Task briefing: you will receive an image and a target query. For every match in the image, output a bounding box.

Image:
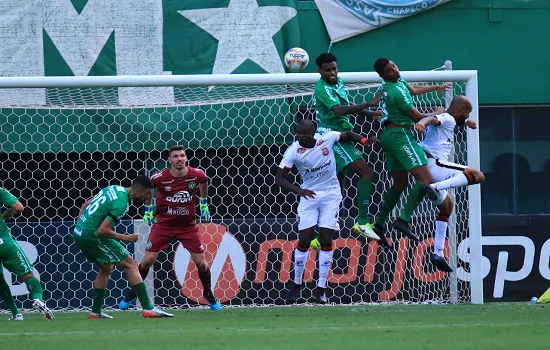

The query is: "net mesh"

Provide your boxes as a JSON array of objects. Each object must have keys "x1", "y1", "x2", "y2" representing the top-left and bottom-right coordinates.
[{"x1": 0, "y1": 76, "x2": 472, "y2": 311}]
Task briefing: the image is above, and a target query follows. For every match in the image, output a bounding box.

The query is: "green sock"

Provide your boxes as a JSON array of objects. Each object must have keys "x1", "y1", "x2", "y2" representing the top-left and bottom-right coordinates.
[
  {"x1": 399, "y1": 184, "x2": 425, "y2": 222},
  {"x1": 131, "y1": 282, "x2": 154, "y2": 310},
  {"x1": 0, "y1": 278, "x2": 20, "y2": 317},
  {"x1": 92, "y1": 288, "x2": 106, "y2": 314},
  {"x1": 357, "y1": 178, "x2": 373, "y2": 225},
  {"x1": 374, "y1": 187, "x2": 402, "y2": 227},
  {"x1": 24, "y1": 276, "x2": 43, "y2": 301}
]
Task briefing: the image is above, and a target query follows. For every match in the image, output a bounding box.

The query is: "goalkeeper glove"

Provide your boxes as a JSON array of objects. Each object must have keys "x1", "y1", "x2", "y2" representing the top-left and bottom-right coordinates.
[
  {"x1": 143, "y1": 205, "x2": 155, "y2": 226},
  {"x1": 199, "y1": 198, "x2": 211, "y2": 222}
]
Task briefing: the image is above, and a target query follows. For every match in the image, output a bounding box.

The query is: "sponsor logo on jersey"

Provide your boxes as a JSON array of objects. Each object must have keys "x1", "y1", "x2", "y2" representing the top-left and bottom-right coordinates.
[
  {"x1": 166, "y1": 190, "x2": 192, "y2": 204},
  {"x1": 165, "y1": 186, "x2": 172, "y2": 191},
  {"x1": 297, "y1": 147, "x2": 306, "y2": 154},
  {"x1": 161, "y1": 180, "x2": 174, "y2": 184},
  {"x1": 108, "y1": 187, "x2": 118, "y2": 200},
  {"x1": 322, "y1": 147, "x2": 329, "y2": 155},
  {"x1": 304, "y1": 160, "x2": 332, "y2": 174},
  {"x1": 167, "y1": 206, "x2": 190, "y2": 216},
  {"x1": 184, "y1": 177, "x2": 197, "y2": 182},
  {"x1": 188, "y1": 181, "x2": 197, "y2": 190},
  {"x1": 316, "y1": 139, "x2": 325, "y2": 146}
]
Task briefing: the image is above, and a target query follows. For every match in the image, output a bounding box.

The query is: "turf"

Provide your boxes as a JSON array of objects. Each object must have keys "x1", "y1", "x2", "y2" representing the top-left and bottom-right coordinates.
[{"x1": 0, "y1": 302, "x2": 547, "y2": 350}]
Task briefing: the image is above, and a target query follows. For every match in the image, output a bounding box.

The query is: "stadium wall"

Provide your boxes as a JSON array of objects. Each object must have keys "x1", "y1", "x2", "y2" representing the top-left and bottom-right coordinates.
[{"x1": 297, "y1": 0, "x2": 550, "y2": 105}]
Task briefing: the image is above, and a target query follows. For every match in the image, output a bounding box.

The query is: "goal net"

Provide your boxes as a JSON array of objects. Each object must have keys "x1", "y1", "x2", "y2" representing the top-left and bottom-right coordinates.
[{"x1": 0, "y1": 69, "x2": 482, "y2": 311}]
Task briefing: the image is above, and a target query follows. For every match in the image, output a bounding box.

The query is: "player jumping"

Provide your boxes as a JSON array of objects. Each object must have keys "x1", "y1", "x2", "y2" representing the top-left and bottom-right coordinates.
[
  {"x1": 73, "y1": 176, "x2": 173, "y2": 318},
  {"x1": 415, "y1": 95, "x2": 485, "y2": 272},
  {"x1": 119, "y1": 145, "x2": 221, "y2": 311},
  {"x1": 0, "y1": 187, "x2": 54, "y2": 321},
  {"x1": 277, "y1": 120, "x2": 377, "y2": 304},
  {"x1": 312, "y1": 53, "x2": 382, "y2": 241},
  {"x1": 372, "y1": 58, "x2": 450, "y2": 242}
]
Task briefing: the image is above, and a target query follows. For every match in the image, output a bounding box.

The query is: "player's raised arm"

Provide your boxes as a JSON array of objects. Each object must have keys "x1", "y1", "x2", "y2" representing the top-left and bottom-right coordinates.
[
  {"x1": 414, "y1": 115, "x2": 442, "y2": 133},
  {"x1": 407, "y1": 82, "x2": 451, "y2": 96},
  {"x1": 339, "y1": 131, "x2": 378, "y2": 145},
  {"x1": 330, "y1": 95, "x2": 381, "y2": 117}
]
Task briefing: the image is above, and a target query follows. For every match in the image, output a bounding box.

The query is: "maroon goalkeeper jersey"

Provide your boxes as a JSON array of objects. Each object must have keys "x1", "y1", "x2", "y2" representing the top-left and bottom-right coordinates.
[{"x1": 151, "y1": 167, "x2": 208, "y2": 227}]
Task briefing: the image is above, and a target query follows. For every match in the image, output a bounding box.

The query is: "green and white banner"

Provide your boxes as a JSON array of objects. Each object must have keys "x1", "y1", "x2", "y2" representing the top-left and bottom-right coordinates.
[
  {"x1": 315, "y1": 0, "x2": 453, "y2": 42},
  {"x1": 0, "y1": 0, "x2": 301, "y2": 152}
]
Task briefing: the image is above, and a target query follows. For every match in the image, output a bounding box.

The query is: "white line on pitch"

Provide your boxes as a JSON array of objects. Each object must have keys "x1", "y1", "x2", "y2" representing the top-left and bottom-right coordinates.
[{"x1": 0, "y1": 322, "x2": 549, "y2": 337}]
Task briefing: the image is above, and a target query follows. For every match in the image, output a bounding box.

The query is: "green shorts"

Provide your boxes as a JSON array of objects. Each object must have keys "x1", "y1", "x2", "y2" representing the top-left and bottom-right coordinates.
[
  {"x1": 0, "y1": 237, "x2": 34, "y2": 276},
  {"x1": 379, "y1": 127, "x2": 427, "y2": 172},
  {"x1": 317, "y1": 127, "x2": 363, "y2": 173},
  {"x1": 73, "y1": 234, "x2": 129, "y2": 264}
]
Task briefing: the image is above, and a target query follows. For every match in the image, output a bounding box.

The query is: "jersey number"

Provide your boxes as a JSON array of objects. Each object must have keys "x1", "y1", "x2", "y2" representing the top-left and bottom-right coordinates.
[{"x1": 87, "y1": 186, "x2": 125, "y2": 215}]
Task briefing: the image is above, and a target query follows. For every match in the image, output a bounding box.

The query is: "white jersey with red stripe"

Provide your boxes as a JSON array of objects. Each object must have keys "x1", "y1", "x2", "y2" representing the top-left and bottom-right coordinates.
[{"x1": 279, "y1": 131, "x2": 341, "y2": 192}]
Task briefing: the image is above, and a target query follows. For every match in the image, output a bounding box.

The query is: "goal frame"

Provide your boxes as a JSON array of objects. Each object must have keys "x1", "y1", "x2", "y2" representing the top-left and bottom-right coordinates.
[{"x1": 0, "y1": 70, "x2": 483, "y2": 305}]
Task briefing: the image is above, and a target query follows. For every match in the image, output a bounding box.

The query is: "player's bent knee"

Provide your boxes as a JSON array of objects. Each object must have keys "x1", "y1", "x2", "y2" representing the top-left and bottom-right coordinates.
[{"x1": 119, "y1": 256, "x2": 137, "y2": 270}]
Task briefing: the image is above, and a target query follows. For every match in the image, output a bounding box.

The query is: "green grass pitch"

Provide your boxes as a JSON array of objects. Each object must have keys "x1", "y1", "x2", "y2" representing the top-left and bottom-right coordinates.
[{"x1": 0, "y1": 302, "x2": 547, "y2": 350}]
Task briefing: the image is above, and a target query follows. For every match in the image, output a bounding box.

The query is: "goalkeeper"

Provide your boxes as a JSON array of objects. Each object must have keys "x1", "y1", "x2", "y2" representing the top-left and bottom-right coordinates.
[{"x1": 119, "y1": 145, "x2": 221, "y2": 311}]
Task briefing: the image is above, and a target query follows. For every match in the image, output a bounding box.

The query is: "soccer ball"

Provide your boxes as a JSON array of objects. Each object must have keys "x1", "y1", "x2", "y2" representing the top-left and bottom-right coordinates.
[{"x1": 284, "y1": 48, "x2": 309, "y2": 72}]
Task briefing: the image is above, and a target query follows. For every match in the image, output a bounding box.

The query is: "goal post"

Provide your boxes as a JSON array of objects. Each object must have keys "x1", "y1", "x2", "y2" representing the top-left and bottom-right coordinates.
[{"x1": 0, "y1": 68, "x2": 483, "y2": 310}]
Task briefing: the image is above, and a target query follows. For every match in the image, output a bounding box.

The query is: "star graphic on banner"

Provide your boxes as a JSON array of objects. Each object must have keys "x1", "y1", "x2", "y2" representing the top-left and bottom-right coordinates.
[{"x1": 178, "y1": 0, "x2": 297, "y2": 75}]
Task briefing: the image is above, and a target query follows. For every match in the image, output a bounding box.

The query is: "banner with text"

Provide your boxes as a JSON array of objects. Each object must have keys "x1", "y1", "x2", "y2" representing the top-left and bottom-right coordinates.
[{"x1": 314, "y1": 0, "x2": 453, "y2": 43}]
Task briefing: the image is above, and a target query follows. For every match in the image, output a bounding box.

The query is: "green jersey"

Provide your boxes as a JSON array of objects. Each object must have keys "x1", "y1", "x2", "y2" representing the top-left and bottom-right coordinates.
[
  {"x1": 314, "y1": 77, "x2": 354, "y2": 132},
  {"x1": 74, "y1": 186, "x2": 129, "y2": 237},
  {"x1": 380, "y1": 78, "x2": 415, "y2": 126},
  {"x1": 0, "y1": 188, "x2": 19, "y2": 240}
]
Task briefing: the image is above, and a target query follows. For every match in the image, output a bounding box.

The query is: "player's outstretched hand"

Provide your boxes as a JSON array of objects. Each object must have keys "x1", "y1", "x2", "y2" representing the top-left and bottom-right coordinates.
[
  {"x1": 436, "y1": 83, "x2": 452, "y2": 94},
  {"x1": 465, "y1": 119, "x2": 477, "y2": 129},
  {"x1": 414, "y1": 122, "x2": 427, "y2": 133},
  {"x1": 124, "y1": 234, "x2": 139, "y2": 243},
  {"x1": 366, "y1": 136, "x2": 378, "y2": 145},
  {"x1": 298, "y1": 189, "x2": 316, "y2": 199},
  {"x1": 199, "y1": 198, "x2": 211, "y2": 222}
]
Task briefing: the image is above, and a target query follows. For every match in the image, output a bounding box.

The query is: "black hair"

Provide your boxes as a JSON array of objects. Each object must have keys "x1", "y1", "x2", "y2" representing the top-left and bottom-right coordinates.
[
  {"x1": 296, "y1": 119, "x2": 317, "y2": 133},
  {"x1": 316, "y1": 53, "x2": 337, "y2": 68},
  {"x1": 132, "y1": 175, "x2": 154, "y2": 189},
  {"x1": 374, "y1": 58, "x2": 390, "y2": 75},
  {"x1": 169, "y1": 145, "x2": 185, "y2": 156}
]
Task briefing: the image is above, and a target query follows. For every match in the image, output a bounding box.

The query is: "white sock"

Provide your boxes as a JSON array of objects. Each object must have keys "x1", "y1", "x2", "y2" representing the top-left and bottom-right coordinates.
[
  {"x1": 434, "y1": 220, "x2": 448, "y2": 257},
  {"x1": 293, "y1": 248, "x2": 309, "y2": 285},
  {"x1": 317, "y1": 249, "x2": 334, "y2": 288},
  {"x1": 431, "y1": 173, "x2": 469, "y2": 191}
]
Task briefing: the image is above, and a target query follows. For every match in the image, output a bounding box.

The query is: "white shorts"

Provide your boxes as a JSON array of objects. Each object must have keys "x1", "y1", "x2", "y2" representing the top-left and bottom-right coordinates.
[
  {"x1": 428, "y1": 158, "x2": 467, "y2": 205},
  {"x1": 297, "y1": 190, "x2": 342, "y2": 231}
]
